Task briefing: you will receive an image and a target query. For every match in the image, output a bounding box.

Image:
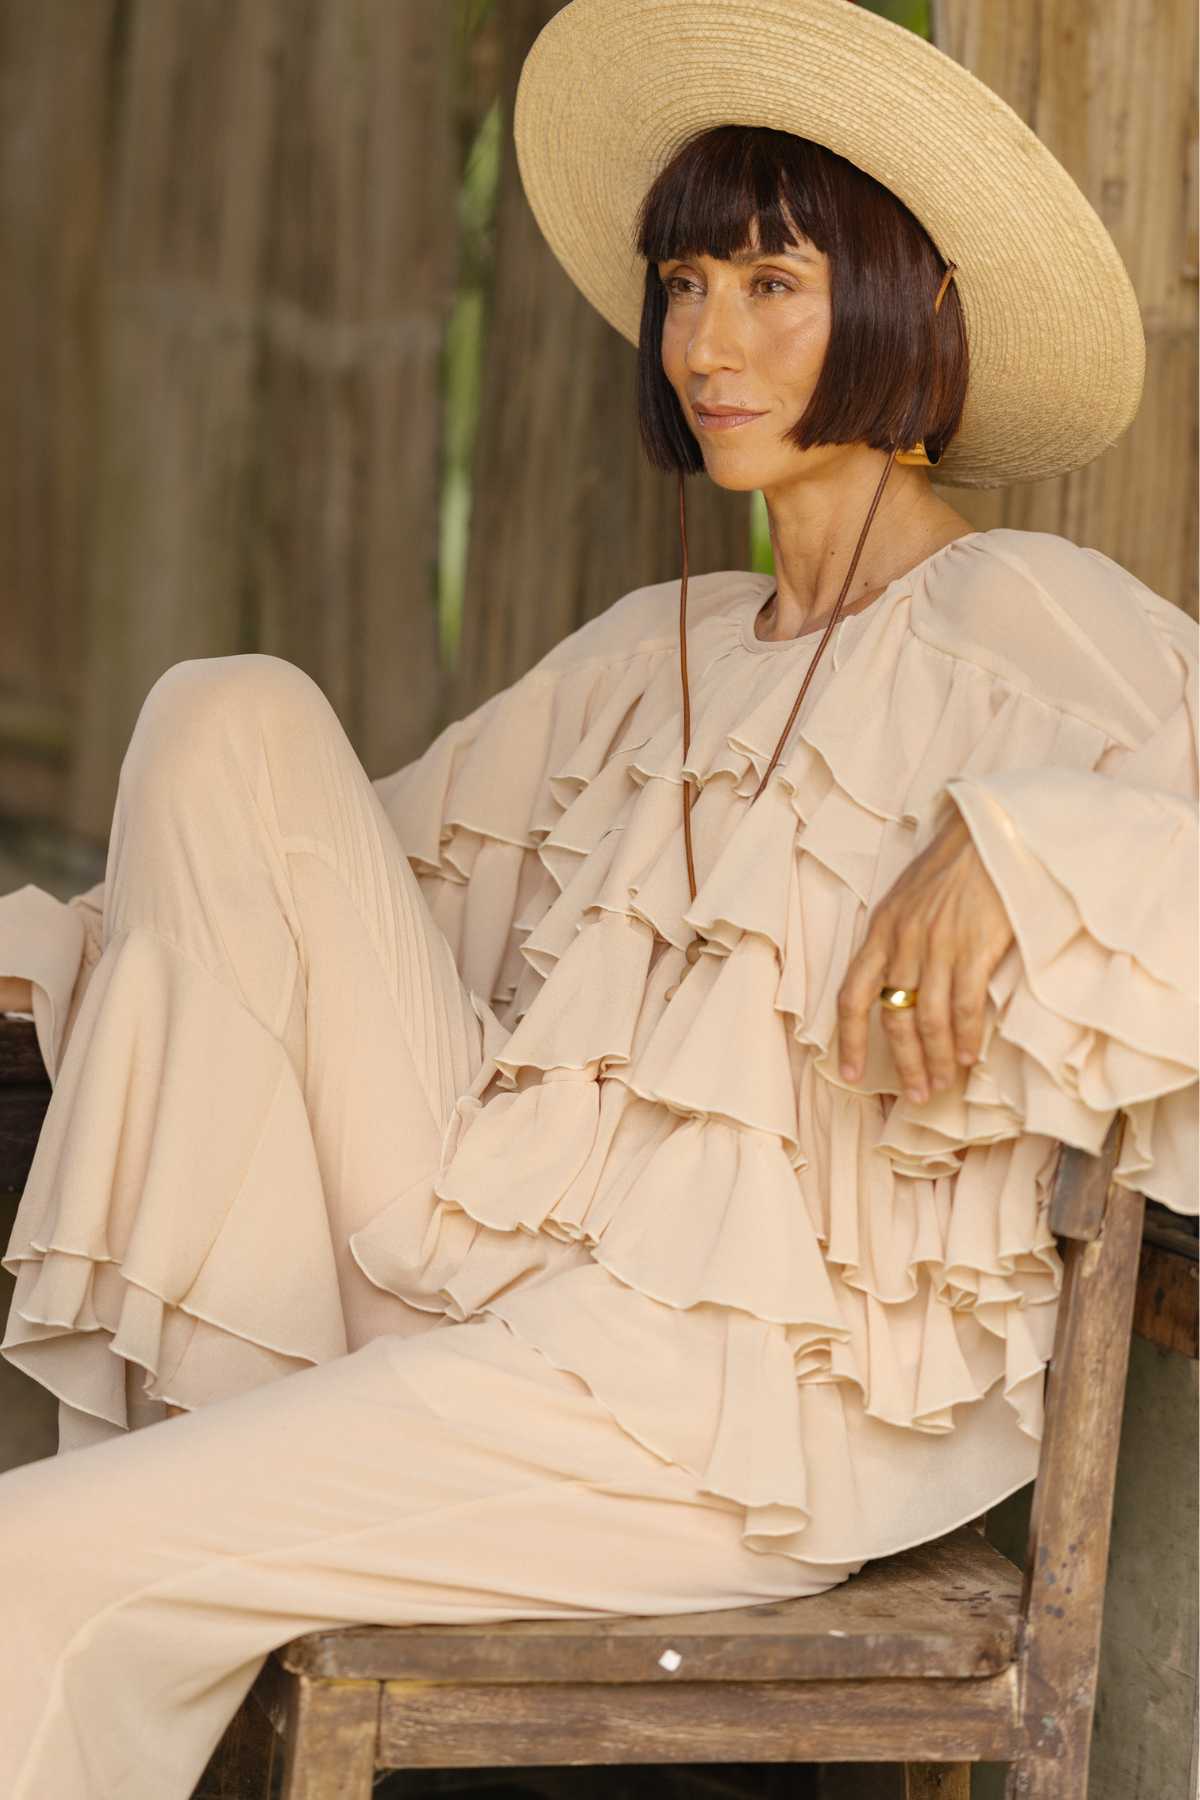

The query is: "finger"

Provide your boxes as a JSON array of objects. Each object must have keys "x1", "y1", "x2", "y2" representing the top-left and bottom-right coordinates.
[
  {"x1": 876, "y1": 924, "x2": 927, "y2": 1098},
  {"x1": 880, "y1": 1002, "x2": 929, "y2": 1102},
  {"x1": 913, "y1": 947, "x2": 957, "y2": 1093},
  {"x1": 837, "y1": 935, "x2": 889, "y2": 1080},
  {"x1": 951, "y1": 955, "x2": 992, "y2": 1066}
]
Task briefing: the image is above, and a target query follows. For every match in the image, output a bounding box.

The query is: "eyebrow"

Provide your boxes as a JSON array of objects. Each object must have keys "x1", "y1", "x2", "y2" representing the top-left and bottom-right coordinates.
[
  {"x1": 660, "y1": 246, "x2": 818, "y2": 267},
  {"x1": 726, "y1": 245, "x2": 817, "y2": 266}
]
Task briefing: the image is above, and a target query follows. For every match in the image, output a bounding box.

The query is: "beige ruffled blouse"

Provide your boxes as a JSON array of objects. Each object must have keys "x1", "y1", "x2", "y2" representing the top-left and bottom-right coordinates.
[{"x1": 3, "y1": 528, "x2": 1197, "y2": 1566}]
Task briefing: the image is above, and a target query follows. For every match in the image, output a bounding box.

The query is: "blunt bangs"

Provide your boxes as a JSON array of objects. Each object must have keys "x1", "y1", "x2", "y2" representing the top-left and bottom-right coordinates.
[{"x1": 634, "y1": 125, "x2": 969, "y2": 476}]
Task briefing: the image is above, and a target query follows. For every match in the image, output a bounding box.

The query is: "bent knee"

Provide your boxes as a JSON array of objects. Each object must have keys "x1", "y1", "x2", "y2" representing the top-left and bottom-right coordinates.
[
  {"x1": 141, "y1": 653, "x2": 328, "y2": 731},
  {"x1": 124, "y1": 655, "x2": 336, "y2": 792}
]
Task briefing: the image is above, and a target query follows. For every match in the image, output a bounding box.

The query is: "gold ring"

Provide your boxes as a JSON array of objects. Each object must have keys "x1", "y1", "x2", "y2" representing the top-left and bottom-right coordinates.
[{"x1": 879, "y1": 985, "x2": 919, "y2": 1010}]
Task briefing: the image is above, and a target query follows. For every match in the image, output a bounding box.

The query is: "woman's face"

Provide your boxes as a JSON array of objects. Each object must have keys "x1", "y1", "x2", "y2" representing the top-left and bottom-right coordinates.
[{"x1": 656, "y1": 220, "x2": 833, "y2": 492}]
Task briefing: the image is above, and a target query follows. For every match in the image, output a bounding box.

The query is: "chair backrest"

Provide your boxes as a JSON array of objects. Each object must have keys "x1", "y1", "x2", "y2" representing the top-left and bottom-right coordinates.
[{"x1": 1014, "y1": 1116, "x2": 1146, "y2": 1794}]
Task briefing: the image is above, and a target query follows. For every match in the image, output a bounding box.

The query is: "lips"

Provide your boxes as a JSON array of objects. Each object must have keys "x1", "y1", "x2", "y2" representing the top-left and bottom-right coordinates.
[{"x1": 693, "y1": 403, "x2": 766, "y2": 430}]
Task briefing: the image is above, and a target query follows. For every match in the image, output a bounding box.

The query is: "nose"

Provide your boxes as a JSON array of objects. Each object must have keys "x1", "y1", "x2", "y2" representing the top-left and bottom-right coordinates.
[{"x1": 681, "y1": 285, "x2": 745, "y2": 376}]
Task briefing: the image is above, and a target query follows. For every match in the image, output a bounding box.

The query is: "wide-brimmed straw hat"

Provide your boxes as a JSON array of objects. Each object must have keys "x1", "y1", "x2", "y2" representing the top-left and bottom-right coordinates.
[{"x1": 513, "y1": 0, "x2": 1145, "y2": 488}]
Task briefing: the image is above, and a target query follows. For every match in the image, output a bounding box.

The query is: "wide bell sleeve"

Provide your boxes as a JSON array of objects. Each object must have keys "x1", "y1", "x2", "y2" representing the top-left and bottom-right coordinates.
[
  {"x1": 372, "y1": 641, "x2": 674, "y2": 1036},
  {"x1": 898, "y1": 647, "x2": 1198, "y2": 1217},
  {"x1": 0, "y1": 881, "x2": 106, "y2": 1083}
]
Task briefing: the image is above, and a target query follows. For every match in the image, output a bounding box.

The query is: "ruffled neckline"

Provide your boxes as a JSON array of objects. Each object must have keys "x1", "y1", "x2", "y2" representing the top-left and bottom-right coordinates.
[{"x1": 733, "y1": 530, "x2": 989, "y2": 655}]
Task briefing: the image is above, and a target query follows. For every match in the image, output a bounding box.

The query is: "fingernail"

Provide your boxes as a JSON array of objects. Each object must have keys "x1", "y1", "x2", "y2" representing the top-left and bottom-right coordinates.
[
  {"x1": 957, "y1": 1051, "x2": 975, "y2": 1066},
  {"x1": 906, "y1": 1085, "x2": 927, "y2": 1104},
  {"x1": 840, "y1": 1060, "x2": 856, "y2": 1080}
]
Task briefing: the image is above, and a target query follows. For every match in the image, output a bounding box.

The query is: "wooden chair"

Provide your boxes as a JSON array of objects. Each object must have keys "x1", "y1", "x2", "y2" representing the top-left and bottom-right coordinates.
[
  {"x1": 0, "y1": 1016, "x2": 1166, "y2": 1796},
  {"x1": 231, "y1": 1097, "x2": 1148, "y2": 1799}
]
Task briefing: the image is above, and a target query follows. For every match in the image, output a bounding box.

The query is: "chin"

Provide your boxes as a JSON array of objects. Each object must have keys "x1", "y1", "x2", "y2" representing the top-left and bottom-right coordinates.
[{"x1": 700, "y1": 457, "x2": 770, "y2": 494}]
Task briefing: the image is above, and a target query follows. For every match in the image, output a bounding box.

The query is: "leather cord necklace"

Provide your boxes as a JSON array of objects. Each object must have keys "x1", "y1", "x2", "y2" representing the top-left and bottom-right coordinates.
[
  {"x1": 663, "y1": 447, "x2": 898, "y2": 1002},
  {"x1": 665, "y1": 265, "x2": 958, "y2": 1009}
]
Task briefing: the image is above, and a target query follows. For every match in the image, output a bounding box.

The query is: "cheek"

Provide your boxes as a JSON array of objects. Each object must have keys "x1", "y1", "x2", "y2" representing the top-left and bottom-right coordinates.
[
  {"x1": 660, "y1": 318, "x2": 688, "y2": 389},
  {"x1": 761, "y1": 306, "x2": 829, "y2": 387}
]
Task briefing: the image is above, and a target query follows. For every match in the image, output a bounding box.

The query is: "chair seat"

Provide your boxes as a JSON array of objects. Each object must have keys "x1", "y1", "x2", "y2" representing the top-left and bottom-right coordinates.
[{"x1": 277, "y1": 1524, "x2": 1021, "y2": 1687}]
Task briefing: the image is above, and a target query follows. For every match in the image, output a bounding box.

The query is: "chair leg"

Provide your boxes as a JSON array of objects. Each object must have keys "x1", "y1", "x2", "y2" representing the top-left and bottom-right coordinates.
[
  {"x1": 279, "y1": 1674, "x2": 378, "y2": 1800},
  {"x1": 905, "y1": 1767, "x2": 971, "y2": 1798},
  {"x1": 1003, "y1": 1740, "x2": 1085, "y2": 1798},
  {"x1": 193, "y1": 1684, "x2": 279, "y2": 1798}
]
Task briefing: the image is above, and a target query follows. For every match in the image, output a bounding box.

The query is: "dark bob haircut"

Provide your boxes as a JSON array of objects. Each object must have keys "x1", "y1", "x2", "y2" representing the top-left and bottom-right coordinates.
[{"x1": 635, "y1": 125, "x2": 969, "y2": 475}]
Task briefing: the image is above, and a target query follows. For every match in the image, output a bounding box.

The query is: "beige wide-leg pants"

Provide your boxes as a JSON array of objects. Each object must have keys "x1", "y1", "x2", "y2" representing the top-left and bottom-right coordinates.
[{"x1": 1, "y1": 656, "x2": 857, "y2": 1800}]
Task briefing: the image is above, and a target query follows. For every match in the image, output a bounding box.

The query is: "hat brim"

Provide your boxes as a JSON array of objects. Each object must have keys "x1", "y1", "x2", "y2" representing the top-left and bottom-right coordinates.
[{"x1": 514, "y1": 0, "x2": 1145, "y2": 488}]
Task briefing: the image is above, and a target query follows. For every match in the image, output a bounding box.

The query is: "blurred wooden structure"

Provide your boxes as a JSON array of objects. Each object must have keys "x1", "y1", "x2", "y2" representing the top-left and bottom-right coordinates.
[
  {"x1": 1, "y1": 0, "x2": 460, "y2": 837},
  {"x1": 2, "y1": 0, "x2": 1193, "y2": 845},
  {"x1": 449, "y1": 0, "x2": 750, "y2": 716},
  {"x1": 933, "y1": 0, "x2": 1199, "y2": 612},
  {"x1": 0, "y1": 0, "x2": 749, "y2": 843}
]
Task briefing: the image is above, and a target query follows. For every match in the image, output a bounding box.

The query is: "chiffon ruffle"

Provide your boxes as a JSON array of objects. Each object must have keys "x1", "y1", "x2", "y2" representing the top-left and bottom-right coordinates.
[
  {"x1": 355, "y1": 531, "x2": 1199, "y2": 1560},
  {"x1": 3, "y1": 926, "x2": 345, "y2": 1428},
  {"x1": 3, "y1": 529, "x2": 1196, "y2": 1558}
]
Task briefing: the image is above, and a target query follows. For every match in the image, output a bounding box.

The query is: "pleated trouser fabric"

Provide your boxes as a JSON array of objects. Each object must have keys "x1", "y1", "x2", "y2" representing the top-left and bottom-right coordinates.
[{"x1": 0, "y1": 655, "x2": 857, "y2": 1800}]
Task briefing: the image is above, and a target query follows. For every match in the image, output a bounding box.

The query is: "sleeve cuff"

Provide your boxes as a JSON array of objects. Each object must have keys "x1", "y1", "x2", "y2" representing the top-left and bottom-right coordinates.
[{"x1": 0, "y1": 884, "x2": 87, "y2": 1083}]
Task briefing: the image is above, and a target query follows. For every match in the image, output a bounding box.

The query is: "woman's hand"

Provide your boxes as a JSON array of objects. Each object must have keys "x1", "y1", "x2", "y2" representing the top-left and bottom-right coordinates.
[
  {"x1": 836, "y1": 808, "x2": 1015, "y2": 1103},
  {"x1": 0, "y1": 976, "x2": 33, "y2": 1013}
]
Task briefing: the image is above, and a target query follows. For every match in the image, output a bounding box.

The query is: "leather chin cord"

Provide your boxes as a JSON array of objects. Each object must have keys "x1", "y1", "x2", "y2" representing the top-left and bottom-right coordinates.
[{"x1": 675, "y1": 445, "x2": 899, "y2": 908}]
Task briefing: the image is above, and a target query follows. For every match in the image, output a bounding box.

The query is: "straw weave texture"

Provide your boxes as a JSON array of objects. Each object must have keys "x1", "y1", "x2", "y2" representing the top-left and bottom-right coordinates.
[{"x1": 514, "y1": 0, "x2": 1145, "y2": 487}]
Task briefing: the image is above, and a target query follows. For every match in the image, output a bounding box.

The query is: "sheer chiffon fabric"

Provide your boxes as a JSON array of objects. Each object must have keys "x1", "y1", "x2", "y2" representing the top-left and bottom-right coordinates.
[
  {"x1": 0, "y1": 529, "x2": 1194, "y2": 1791},
  {"x1": 2, "y1": 530, "x2": 1195, "y2": 1541},
  {"x1": 0, "y1": 650, "x2": 856, "y2": 1800}
]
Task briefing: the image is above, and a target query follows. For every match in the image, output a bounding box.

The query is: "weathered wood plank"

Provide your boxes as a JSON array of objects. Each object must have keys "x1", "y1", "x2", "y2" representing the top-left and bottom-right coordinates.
[
  {"x1": 1011, "y1": 1169, "x2": 1146, "y2": 1797},
  {"x1": 1048, "y1": 1133, "x2": 1115, "y2": 1242},
  {"x1": 904, "y1": 1768, "x2": 971, "y2": 1799},
  {"x1": 376, "y1": 1673, "x2": 1021, "y2": 1768},
  {"x1": 1133, "y1": 1238, "x2": 1199, "y2": 1360},
  {"x1": 280, "y1": 1674, "x2": 378, "y2": 1800},
  {"x1": 279, "y1": 1527, "x2": 1020, "y2": 1684}
]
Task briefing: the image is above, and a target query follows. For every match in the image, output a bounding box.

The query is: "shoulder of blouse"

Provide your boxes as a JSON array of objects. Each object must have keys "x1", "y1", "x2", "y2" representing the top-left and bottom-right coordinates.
[
  {"x1": 529, "y1": 568, "x2": 754, "y2": 677},
  {"x1": 911, "y1": 527, "x2": 1197, "y2": 748}
]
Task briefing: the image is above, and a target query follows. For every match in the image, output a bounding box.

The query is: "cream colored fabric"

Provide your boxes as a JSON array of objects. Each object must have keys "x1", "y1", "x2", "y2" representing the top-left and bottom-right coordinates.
[
  {"x1": 0, "y1": 648, "x2": 859, "y2": 1800},
  {"x1": 1, "y1": 528, "x2": 1196, "y2": 1556},
  {"x1": 2, "y1": 1318, "x2": 856, "y2": 1798}
]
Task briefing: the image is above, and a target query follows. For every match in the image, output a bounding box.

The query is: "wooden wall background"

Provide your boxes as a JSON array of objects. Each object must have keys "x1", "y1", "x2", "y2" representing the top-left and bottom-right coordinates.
[
  {"x1": 934, "y1": 0, "x2": 1199, "y2": 611},
  {"x1": 0, "y1": 0, "x2": 1195, "y2": 852},
  {"x1": 0, "y1": 0, "x2": 749, "y2": 847}
]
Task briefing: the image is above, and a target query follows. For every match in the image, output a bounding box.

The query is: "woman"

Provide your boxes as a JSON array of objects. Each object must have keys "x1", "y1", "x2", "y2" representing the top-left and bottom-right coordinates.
[{"x1": 0, "y1": 1, "x2": 1195, "y2": 1793}]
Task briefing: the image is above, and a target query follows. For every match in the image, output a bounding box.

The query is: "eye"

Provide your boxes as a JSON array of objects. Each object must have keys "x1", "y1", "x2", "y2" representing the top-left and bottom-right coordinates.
[{"x1": 660, "y1": 271, "x2": 795, "y2": 298}]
